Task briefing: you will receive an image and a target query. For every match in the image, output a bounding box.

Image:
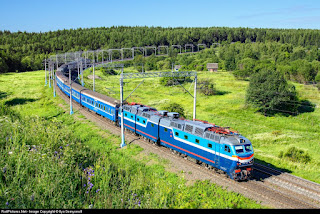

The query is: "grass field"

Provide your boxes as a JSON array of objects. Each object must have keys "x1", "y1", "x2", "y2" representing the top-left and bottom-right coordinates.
[
  {"x1": 83, "y1": 67, "x2": 320, "y2": 184},
  {"x1": 0, "y1": 70, "x2": 265, "y2": 209}
]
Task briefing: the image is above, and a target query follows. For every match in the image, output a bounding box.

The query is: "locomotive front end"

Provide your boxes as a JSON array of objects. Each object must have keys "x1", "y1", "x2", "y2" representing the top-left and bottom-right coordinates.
[{"x1": 232, "y1": 140, "x2": 254, "y2": 181}]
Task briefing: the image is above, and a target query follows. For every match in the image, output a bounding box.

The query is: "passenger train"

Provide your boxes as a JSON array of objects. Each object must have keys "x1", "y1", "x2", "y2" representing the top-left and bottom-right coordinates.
[{"x1": 55, "y1": 64, "x2": 254, "y2": 181}]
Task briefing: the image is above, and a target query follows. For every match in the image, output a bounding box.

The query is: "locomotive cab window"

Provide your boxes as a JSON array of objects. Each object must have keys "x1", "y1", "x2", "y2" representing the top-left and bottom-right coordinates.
[
  {"x1": 235, "y1": 145, "x2": 244, "y2": 153},
  {"x1": 184, "y1": 135, "x2": 188, "y2": 140},
  {"x1": 244, "y1": 144, "x2": 253, "y2": 152},
  {"x1": 224, "y1": 145, "x2": 231, "y2": 153},
  {"x1": 137, "y1": 118, "x2": 140, "y2": 121},
  {"x1": 195, "y1": 139, "x2": 200, "y2": 144},
  {"x1": 143, "y1": 120, "x2": 146, "y2": 124},
  {"x1": 151, "y1": 124, "x2": 154, "y2": 127},
  {"x1": 164, "y1": 128, "x2": 168, "y2": 132},
  {"x1": 175, "y1": 132, "x2": 179, "y2": 136}
]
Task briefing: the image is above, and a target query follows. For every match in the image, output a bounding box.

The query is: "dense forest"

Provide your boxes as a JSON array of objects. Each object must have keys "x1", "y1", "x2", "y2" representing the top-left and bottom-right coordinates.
[
  {"x1": 127, "y1": 41, "x2": 320, "y2": 84},
  {"x1": 0, "y1": 26, "x2": 320, "y2": 80}
]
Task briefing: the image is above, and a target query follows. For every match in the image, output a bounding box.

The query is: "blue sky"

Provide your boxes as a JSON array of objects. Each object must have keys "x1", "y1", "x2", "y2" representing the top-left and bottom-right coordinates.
[{"x1": 1, "y1": 0, "x2": 320, "y2": 32}]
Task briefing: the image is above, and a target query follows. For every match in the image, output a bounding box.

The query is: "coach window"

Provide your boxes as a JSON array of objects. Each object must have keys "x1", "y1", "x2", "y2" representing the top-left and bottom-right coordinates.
[{"x1": 208, "y1": 143, "x2": 212, "y2": 148}]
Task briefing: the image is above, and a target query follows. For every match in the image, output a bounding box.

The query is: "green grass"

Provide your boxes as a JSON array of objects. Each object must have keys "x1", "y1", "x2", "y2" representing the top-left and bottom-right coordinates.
[
  {"x1": 0, "y1": 70, "x2": 265, "y2": 209},
  {"x1": 84, "y1": 67, "x2": 320, "y2": 184}
]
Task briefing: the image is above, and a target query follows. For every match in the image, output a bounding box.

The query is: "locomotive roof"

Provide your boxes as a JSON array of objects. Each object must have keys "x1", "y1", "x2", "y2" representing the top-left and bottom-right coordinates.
[{"x1": 220, "y1": 135, "x2": 251, "y2": 146}]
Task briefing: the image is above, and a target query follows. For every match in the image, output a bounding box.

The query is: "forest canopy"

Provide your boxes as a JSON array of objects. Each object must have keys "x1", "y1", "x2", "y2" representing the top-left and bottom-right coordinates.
[{"x1": 0, "y1": 26, "x2": 320, "y2": 75}]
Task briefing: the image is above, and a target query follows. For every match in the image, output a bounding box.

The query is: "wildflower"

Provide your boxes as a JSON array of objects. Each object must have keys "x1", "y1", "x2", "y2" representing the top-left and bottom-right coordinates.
[
  {"x1": 6, "y1": 202, "x2": 9, "y2": 206},
  {"x1": 54, "y1": 151, "x2": 58, "y2": 154},
  {"x1": 86, "y1": 191, "x2": 89, "y2": 194},
  {"x1": 59, "y1": 146, "x2": 63, "y2": 149},
  {"x1": 83, "y1": 184, "x2": 86, "y2": 187},
  {"x1": 8, "y1": 151, "x2": 12, "y2": 155},
  {"x1": 66, "y1": 144, "x2": 69, "y2": 147},
  {"x1": 3, "y1": 167, "x2": 7, "y2": 173},
  {"x1": 96, "y1": 189, "x2": 100, "y2": 193},
  {"x1": 31, "y1": 194, "x2": 34, "y2": 201}
]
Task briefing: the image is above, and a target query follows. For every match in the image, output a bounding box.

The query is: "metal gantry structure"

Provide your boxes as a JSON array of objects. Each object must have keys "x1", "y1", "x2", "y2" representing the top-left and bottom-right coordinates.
[{"x1": 44, "y1": 43, "x2": 217, "y2": 147}]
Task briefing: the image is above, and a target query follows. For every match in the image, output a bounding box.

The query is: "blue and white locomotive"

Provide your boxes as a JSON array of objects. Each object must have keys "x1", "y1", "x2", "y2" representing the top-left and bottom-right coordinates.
[{"x1": 55, "y1": 66, "x2": 254, "y2": 181}]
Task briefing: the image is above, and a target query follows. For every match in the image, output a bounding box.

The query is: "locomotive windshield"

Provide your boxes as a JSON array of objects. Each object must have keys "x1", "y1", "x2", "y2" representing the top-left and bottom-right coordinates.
[
  {"x1": 244, "y1": 144, "x2": 253, "y2": 152},
  {"x1": 235, "y1": 145, "x2": 244, "y2": 153},
  {"x1": 235, "y1": 144, "x2": 253, "y2": 153}
]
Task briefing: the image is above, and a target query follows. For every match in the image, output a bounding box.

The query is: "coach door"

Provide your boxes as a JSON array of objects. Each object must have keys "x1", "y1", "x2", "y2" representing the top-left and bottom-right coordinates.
[{"x1": 94, "y1": 100, "x2": 98, "y2": 110}]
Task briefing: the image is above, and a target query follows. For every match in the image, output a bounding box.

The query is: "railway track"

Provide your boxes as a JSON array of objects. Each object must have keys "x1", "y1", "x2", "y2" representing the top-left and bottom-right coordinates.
[{"x1": 55, "y1": 85, "x2": 320, "y2": 209}]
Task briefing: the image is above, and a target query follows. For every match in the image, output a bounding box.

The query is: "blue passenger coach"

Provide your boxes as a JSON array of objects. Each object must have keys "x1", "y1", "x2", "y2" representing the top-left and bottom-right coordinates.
[{"x1": 56, "y1": 71, "x2": 119, "y2": 122}]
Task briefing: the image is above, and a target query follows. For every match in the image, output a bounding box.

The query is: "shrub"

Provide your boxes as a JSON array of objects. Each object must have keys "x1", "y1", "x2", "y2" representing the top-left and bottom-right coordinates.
[
  {"x1": 197, "y1": 80, "x2": 217, "y2": 96},
  {"x1": 278, "y1": 146, "x2": 311, "y2": 164},
  {"x1": 159, "y1": 76, "x2": 191, "y2": 86},
  {"x1": 315, "y1": 72, "x2": 320, "y2": 83},
  {"x1": 162, "y1": 102, "x2": 186, "y2": 118},
  {"x1": 232, "y1": 70, "x2": 251, "y2": 80}
]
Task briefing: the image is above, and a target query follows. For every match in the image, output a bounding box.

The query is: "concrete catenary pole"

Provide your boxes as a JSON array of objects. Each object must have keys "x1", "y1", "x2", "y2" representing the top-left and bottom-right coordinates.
[
  {"x1": 193, "y1": 74, "x2": 197, "y2": 120},
  {"x1": 81, "y1": 60, "x2": 84, "y2": 86},
  {"x1": 69, "y1": 68, "x2": 73, "y2": 115},
  {"x1": 49, "y1": 62, "x2": 52, "y2": 88},
  {"x1": 93, "y1": 62, "x2": 95, "y2": 92},
  {"x1": 53, "y1": 64, "x2": 56, "y2": 97},
  {"x1": 120, "y1": 67, "x2": 126, "y2": 148},
  {"x1": 45, "y1": 59, "x2": 47, "y2": 86}
]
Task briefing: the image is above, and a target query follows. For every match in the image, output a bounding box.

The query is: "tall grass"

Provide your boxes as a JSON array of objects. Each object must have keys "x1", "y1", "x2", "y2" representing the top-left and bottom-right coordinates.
[{"x1": 0, "y1": 71, "x2": 264, "y2": 209}]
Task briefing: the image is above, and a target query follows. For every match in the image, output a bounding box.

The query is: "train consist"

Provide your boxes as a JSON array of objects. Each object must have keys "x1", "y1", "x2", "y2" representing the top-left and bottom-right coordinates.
[{"x1": 55, "y1": 64, "x2": 254, "y2": 181}]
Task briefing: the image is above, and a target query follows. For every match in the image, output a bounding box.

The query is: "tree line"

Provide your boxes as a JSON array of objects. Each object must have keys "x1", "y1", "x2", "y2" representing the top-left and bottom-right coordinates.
[{"x1": 1, "y1": 26, "x2": 320, "y2": 73}]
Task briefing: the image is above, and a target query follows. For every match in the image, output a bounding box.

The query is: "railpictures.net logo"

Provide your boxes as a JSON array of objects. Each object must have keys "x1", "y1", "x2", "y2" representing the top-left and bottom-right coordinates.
[{"x1": 1, "y1": 211, "x2": 82, "y2": 214}]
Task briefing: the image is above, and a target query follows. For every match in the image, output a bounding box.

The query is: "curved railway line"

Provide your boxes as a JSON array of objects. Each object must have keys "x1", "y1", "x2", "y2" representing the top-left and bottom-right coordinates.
[{"x1": 55, "y1": 83, "x2": 320, "y2": 209}]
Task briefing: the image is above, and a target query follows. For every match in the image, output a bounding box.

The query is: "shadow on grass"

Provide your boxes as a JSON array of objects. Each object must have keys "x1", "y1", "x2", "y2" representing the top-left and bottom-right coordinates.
[
  {"x1": 44, "y1": 111, "x2": 65, "y2": 120},
  {"x1": 0, "y1": 91, "x2": 8, "y2": 99},
  {"x1": 214, "y1": 90, "x2": 230, "y2": 96},
  {"x1": 296, "y1": 99, "x2": 316, "y2": 114},
  {"x1": 257, "y1": 99, "x2": 316, "y2": 117},
  {"x1": 5, "y1": 98, "x2": 38, "y2": 106}
]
